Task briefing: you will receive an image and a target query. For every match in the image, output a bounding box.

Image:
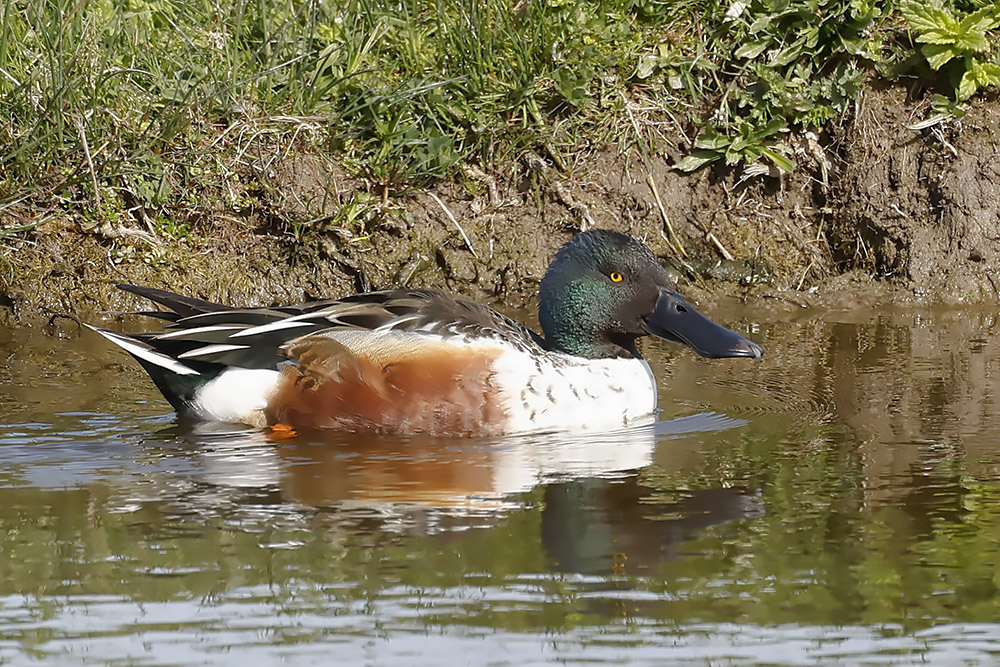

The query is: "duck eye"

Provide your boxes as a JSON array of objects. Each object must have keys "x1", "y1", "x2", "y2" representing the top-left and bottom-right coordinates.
[{"x1": 609, "y1": 271, "x2": 624, "y2": 283}]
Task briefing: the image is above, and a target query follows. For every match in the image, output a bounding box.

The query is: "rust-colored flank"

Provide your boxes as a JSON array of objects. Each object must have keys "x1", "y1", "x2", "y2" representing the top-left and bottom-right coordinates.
[{"x1": 265, "y1": 336, "x2": 509, "y2": 437}]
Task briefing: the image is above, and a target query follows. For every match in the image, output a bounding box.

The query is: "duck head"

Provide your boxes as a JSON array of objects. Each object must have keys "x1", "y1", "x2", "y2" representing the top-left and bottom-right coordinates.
[{"x1": 539, "y1": 229, "x2": 764, "y2": 360}]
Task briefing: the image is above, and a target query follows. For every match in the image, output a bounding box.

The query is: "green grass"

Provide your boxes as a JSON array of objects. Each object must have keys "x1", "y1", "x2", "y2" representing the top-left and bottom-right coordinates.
[{"x1": 1, "y1": 0, "x2": 999, "y2": 242}]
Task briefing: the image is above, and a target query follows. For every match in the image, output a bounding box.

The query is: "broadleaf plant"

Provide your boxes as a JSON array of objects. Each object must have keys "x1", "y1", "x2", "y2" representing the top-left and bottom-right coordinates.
[
  {"x1": 901, "y1": 2, "x2": 1000, "y2": 102},
  {"x1": 670, "y1": 0, "x2": 881, "y2": 175},
  {"x1": 675, "y1": 120, "x2": 795, "y2": 173}
]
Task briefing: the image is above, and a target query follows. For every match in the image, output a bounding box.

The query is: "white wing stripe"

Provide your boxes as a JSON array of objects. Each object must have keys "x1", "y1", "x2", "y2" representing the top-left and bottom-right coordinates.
[
  {"x1": 375, "y1": 313, "x2": 420, "y2": 332},
  {"x1": 230, "y1": 319, "x2": 318, "y2": 338},
  {"x1": 177, "y1": 344, "x2": 250, "y2": 359},
  {"x1": 87, "y1": 326, "x2": 200, "y2": 376},
  {"x1": 157, "y1": 325, "x2": 245, "y2": 340}
]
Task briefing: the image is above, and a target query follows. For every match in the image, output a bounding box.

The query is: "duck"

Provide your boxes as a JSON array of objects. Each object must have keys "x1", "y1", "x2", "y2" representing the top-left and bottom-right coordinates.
[{"x1": 89, "y1": 229, "x2": 763, "y2": 437}]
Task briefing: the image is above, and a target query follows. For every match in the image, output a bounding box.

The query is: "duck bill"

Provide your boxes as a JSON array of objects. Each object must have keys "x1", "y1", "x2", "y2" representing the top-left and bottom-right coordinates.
[{"x1": 642, "y1": 288, "x2": 764, "y2": 359}]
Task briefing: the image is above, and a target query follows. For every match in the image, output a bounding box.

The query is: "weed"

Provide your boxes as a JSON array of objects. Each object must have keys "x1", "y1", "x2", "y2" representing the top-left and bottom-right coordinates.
[
  {"x1": 654, "y1": 0, "x2": 883, "y2": 173},
  {"x1": 2, "y1": 0, "x2": 1000, "y2": 231},
  {"x1": 901, "y1": 1, "x2": 1000, "y2": 102},
  {"x1": 675, "y1": 119, "x2": 796, "y2": 172}
]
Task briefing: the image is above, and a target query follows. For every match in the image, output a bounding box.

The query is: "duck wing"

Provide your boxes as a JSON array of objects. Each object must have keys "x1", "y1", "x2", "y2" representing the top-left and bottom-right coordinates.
[{"x1": 111, "y1": 286, "x2": 544, "y2": 371}]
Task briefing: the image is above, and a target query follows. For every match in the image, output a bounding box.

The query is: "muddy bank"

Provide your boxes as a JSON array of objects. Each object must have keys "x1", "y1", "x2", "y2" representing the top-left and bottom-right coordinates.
[
  {"x1": 828, "y1": 85, "x2": 1000, "y2": 302},
  {"x1": 2, "y1": 83, "x2": 998, "y2": 326}
]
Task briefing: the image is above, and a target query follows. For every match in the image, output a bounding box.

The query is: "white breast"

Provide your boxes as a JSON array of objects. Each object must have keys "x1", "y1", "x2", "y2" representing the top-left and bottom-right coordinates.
[{"x1": 490, "y1": 346, "x2": 658, "y2": 434}]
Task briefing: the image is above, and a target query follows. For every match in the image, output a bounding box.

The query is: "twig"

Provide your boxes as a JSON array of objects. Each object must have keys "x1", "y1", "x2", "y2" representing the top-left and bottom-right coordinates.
[
  {"x1": 796, "y1": 257, "x2": 815, "y2": 291},
  {"x1": 647, "y1": 174, "x2": 688, "y2": 258},
  {"x1": 707, "y1": 231, "x2": 734, "y2": 261},
  {"x1": 428, "y1": 192, "x2": 476, "y2": 257},
  {"x1": 76, "y1": 116, "x2": 101, "y2": 208},
  {"x1": 542, "y1": 142, "x2": 566, "y2": 173},
  {"x1": 461, "y1": 164, "x2": 499, "y2": 207},
  {"x1": 620, "y1": 91, "x2": 642, "y2": 141},
  {"x1": 985, "y1": 272, "x2": 999, "y2": 297},
  {"x1": 553, "y1": 181, "x2": 596, "y2": 232}
]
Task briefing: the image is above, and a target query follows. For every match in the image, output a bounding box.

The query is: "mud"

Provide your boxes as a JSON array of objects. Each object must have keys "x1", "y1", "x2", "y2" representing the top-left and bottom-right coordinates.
[
  {"x1": 2, "y1": 82, "x2": 999, "y2": 325},
  {"x1": 828, "y1": 85, "x2": 1000, "y2": 302}
]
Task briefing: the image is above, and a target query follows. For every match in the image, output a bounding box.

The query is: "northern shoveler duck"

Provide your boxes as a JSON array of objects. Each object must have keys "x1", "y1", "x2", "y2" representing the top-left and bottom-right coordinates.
[{"x1": 90, "y1": 229, "x2": 763, "y2": 437}]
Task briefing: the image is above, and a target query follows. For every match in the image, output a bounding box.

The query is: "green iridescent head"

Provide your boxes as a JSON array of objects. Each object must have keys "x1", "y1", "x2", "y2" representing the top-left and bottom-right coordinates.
[{"x1": 539, "y1": 229, "x2": 764, "y2": 361}]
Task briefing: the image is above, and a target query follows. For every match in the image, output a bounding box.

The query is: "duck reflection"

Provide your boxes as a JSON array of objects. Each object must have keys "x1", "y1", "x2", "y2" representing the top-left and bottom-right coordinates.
[
  {"x1": 174, "y1": 413, "x2": 746, "y2": 508},
  {"x1": 542, "y1": 481, "x2": 763, "y2": 574},
  {"x1": 151, "y1": 413, "x2": 761, "y2": 573},
  {"x1": 181, "y1": 420, "x2": 664, "y2": 509}
]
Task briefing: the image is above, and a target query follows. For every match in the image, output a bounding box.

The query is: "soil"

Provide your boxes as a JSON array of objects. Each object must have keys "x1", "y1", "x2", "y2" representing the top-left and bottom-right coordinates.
[
  {"x1": 3, "y1": 81, "x2": 999, "y2": 327},
  {"x1": 828, "y1": 84, "x2": 1000, "y2": 302}
]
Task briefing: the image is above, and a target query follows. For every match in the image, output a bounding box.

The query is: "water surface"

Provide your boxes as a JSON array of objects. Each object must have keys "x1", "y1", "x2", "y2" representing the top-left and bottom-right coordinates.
[{"x1": 2, "y1": 304, "x2": 1000, "y2": 665}]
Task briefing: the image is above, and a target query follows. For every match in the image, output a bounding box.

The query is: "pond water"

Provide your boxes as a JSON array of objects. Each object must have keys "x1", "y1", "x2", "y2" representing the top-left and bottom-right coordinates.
[{"x1": 2, "y1": 302, "x2": 1000, "y2": 665}]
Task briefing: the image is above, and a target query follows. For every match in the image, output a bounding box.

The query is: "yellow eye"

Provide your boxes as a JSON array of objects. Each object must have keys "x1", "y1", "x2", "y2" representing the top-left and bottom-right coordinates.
[{"x1": 609, "y1": 271, "x2": 624, "y2": 283}]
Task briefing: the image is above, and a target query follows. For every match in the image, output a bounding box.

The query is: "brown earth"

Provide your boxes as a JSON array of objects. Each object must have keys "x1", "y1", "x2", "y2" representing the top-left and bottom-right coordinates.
[
  {"x1": 828, "y1": 85, "x2": 1000, "y2": 303},
  {"x1": 2, "y1": 82, "x2": 999, "y2": 327}
]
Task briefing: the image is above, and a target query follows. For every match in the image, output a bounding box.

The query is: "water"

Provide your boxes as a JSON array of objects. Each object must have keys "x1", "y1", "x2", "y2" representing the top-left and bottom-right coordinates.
[{"x1": 3, "y1": 304, "x2": 1000, "y2": 665}]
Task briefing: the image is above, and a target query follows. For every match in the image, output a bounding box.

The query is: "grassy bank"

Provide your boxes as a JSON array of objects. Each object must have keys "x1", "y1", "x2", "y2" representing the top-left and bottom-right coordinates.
[{"x1": 1, "y1": 0, "x2": 998, "y2": 266}]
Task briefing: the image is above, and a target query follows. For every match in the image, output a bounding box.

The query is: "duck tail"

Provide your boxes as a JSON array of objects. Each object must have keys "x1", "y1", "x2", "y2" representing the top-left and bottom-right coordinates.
[
  {"x1": 87, "y1": 325, "x2": 216, "y2": 414},
  {"x1": 115, "y1": 284, "x2": 232, "y2": 321}
]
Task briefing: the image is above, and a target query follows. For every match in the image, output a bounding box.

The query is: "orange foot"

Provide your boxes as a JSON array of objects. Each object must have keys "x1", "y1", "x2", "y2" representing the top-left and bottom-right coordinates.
[{"x1": 268, "y1": 423, "x2": 298, "y2": 439}]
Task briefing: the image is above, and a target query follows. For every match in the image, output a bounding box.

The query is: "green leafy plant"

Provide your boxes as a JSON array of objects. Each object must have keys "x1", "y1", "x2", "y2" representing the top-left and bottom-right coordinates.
[
  {"x1": 725, "y1": 0, "x2": 880, "y2": 127},
  {"x1": 675, "y1": 120, "x2": 795, "y2": 172},
  {"x1": 5, "y1": 0, "x2": 1000, "y2": 224},
  {"x1": 906, "y1": 92, "x2": 966, "y2": 129},
  {"x1": 635, "y1": 42, "x2": 718, "y2": 101},
  {"x1": 661, "y1": 0, "x2": 882, "y2": 174},
  {"x1": 901, "y1": 1, "x2": 1000, "y2": 102}
]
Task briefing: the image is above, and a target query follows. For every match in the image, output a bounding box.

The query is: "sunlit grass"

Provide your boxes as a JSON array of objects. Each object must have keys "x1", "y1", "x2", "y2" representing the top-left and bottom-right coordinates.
[
  {"x1": 0, "y1": 0, "x2": 997, "y2": 240},
  {"x1": 0, "y1": 0, "x2": 656, "y2": 223}
]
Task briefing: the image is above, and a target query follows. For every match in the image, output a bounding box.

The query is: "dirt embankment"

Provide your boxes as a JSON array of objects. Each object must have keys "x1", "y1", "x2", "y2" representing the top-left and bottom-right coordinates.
[
  {"x1": 828, "y1": 86, "x2": 1000, "y2": 302},
  {"x1": 2, "y1": 84, "x2": 999, "y2": 325}
]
